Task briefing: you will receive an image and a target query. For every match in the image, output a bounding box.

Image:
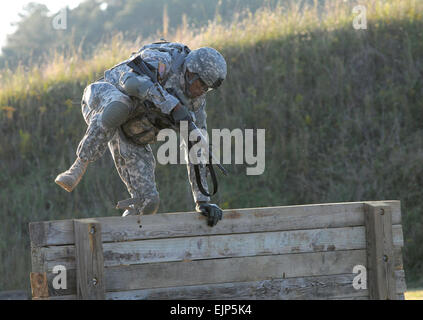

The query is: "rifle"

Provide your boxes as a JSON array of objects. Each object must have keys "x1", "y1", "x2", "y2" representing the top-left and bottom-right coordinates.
[
  {"x1": 183, "y1": 112, "x2": 228, "y2": 177},
  {"x1": 165, "y1": 87, "x2": 228, "y2": 177}
]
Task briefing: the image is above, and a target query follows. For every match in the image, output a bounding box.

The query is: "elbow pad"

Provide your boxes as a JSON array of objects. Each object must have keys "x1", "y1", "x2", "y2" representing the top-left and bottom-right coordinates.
[{"x1": 120, "y1": 73, "x2": 154, "y2": 100}]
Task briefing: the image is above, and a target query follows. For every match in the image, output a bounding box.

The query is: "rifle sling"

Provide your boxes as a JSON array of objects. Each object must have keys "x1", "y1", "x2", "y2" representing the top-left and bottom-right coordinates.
[{"x1": 193, "y1": 148, "x2": 218, "y2": 197}]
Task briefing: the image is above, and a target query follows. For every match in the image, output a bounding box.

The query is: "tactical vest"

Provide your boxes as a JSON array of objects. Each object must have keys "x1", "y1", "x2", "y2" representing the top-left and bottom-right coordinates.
[
  {"x1": 121, "y1": 41, "x2": 191, "y2": 146},
  {"x1": 120, "y1": 100, "x2": 175, "y2": 145}
]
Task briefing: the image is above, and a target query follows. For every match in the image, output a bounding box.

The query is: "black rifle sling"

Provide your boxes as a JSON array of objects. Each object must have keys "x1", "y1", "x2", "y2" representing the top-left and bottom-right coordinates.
[
  {"x1": 127, "y1": 56, "x2": 157, "y2": 81},
  {"x1": 193, "y1": 147, "x2": 218, "y2": 197}
]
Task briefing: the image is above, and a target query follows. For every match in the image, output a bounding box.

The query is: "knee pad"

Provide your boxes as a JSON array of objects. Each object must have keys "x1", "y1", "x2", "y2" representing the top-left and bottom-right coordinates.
[
  {"x1": 100, "y1": 101, "x2": 130, "y2": 129},
  {"x1": 142, "y1": 194, "x2": 160, "y2": 215}
]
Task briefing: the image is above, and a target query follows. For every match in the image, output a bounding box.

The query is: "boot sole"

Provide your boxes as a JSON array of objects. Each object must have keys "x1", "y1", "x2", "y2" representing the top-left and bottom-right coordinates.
[{"x1": 55, "y1": 179, "x2": 74, "y2": 192}]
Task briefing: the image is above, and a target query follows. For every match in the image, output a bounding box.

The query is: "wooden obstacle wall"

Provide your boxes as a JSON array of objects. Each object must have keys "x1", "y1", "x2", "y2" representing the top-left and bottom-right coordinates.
[{"x1": 29, "y1": 200, "x2": 406, "y2": 300}]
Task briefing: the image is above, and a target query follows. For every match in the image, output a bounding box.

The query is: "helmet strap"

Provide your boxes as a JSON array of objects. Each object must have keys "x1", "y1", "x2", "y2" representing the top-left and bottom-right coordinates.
[
  {"x1": 184, "y1": 71, "x2": 201, "y2": 96},
  {"x1": 185, "y1": 71, "x2": 200, "y2": 86}
]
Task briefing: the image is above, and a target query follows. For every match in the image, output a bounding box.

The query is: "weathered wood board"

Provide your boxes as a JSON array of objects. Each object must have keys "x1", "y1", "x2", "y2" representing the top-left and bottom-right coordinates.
[
  {"x1": 74, "y1": 220, "x2": 105, "y2": 300},
  {"x1": 29, "y1": 201, "x2": 406, "y2": 300}
]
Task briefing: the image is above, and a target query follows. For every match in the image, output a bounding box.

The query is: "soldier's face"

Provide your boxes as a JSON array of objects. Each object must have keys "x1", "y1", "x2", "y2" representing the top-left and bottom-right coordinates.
[{"x1": 185, "y1": 71, "x2": 209, "y2": 98}]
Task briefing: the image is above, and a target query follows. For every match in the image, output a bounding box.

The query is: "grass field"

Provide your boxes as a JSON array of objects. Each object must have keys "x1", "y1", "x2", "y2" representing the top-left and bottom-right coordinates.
[{"x1": 405, "y1": 289, "x2": 423, "y2": 300}]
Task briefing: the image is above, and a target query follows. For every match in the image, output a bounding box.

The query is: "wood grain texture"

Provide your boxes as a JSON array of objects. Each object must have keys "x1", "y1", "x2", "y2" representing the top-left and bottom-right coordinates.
[
  {"x1": 44, "y1": 245, "x2": 405, "y2": 297},
  {"x1": 74, "y1": 220, "x2": 105, "y2": 300},
  {"x1": 364, "y1": 203, "x2": 397, "y2": 300},
  {"x1": 100, "y1": 250, "x2": 368, "y2": 292},
  {"x1": 30, "y1": 272, "x2": 49, "y2": 299},
  {"x1": 105, "y1": 270, "x2": 407, "y2": 300},
  {"x1": 29, "y1": 201, "x2": 401, "y2": 247},
  {"x1": 28, "y1": 201, "x2": 406, "y2": 300},
  {"x1": 38, "y1": 225, "x2": 404, "y2": 271},
  {"x1": 48, "y1": 270, "x2": 406, "y2": 300},
  {"x1": 30, "y1": 245, "x2": 45, "y2": 273},
  {"x1": 0, "y1": 290, "x2": 29, "y2": 300}
]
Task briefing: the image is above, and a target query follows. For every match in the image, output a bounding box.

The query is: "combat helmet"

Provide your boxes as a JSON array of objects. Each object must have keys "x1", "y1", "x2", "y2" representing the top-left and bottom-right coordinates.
[{"x1": 184, "y1": 47, "x2": 227, "y2": 90}]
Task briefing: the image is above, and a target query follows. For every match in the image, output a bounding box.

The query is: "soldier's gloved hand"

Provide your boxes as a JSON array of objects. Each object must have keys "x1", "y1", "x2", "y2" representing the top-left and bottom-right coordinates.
[
  {"x1": 196, "y1": 201, "x2": 223, "y2": 227},
  {"x1": 171, "y1": 103, "x2": 198, "y2": 140},
  {"x1": 171, "y1": 103, "x2": 192, "y2": 123}
]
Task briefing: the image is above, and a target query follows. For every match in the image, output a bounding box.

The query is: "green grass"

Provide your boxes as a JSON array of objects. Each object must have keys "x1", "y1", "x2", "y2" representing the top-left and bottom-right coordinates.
[
  {"x1": 1, "y1": 0, "x2": 423, "y2": 292},
  {"x1": 405, "y1": 289, "x2": 423, "y2": 300}
]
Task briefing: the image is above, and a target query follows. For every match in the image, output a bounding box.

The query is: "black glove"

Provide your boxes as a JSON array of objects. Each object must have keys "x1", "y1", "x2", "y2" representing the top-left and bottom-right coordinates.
[
  {"x1": 171, "y1": 103, "x2": 192, "y2": 123},
  {"x1": 171, "y1": 104, "x2": 197, "y2": 136},
  {"x1": 196, "y1": 202, "x2": 223, "y2": 227}
]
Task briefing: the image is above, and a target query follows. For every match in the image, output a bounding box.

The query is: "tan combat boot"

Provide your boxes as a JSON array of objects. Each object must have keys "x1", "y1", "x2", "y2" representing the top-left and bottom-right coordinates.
[{"x1": 55, "y1": 158, "x2": 89, "y2": 192}]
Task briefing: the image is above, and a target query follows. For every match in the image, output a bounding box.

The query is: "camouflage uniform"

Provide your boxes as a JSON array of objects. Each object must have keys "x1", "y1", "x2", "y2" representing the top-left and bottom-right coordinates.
[{"x1": 76, "y1": 43, "x2": 211, "y2": 214}]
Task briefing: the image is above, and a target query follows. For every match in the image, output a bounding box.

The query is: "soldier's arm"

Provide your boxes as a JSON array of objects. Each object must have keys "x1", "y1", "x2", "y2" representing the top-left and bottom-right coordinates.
[
  {"x1": 119, "y1": 50, "x2": 179, "y2": 115},
  {"x1": 120, "y1": 71, "x2": 179, "y2": 114},
  {"x1": 184, "y1": 98, "x2": 211, "y2": 204}
]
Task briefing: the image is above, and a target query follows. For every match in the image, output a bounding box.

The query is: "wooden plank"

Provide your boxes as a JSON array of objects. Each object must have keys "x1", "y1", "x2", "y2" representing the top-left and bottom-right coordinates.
[
  {"x1": 29, "y1": 201, "x2": 401, "y2": 247},
  {"x1": 39, "y1": 225, "x2": 404, "y2": 271},
  {"x1": 364, "y1": 203, "x2": 396, "y2": 300},
  {"x1": 330, "y1": 294, "x2": 405, "y2": 300},
  {"x1": 46, "y1": 250, "x2": 366, "y2": 296},
  {"x1": 48, "y1": 270, "x2": 406, "y2": 300},
  {"x1": 30, "y1": 272, "x2": 49, "y2": 299},
  {"x1": 107, "y1": 246, "x2": 404, "y2": 294},
  {"x1": 74, "y1": 219, "x2": 105, "y2": 300},
  {"x1": 106, "y1": 270, "x2": 407, "y2": 300},
  {"x1": 394, "y1": 246, "x2": 404, "y2": 271},
  {"x1": 105, "y1": 250, "x2": 368, "y2": 292},
  {"x1": 395, "y1": 270, "x2": 406, "y2": 294},
  {"x1": 30, "y1": 245, "x2": 45, "y2": 273},
  {"x1": 329, "y1": 296, "x2": 368, "y2": 300},
  {"x1": 44, "y1": 245, "x2": 404, "y2": 297},
  {"x1": 0, "y1": 290, "x2": 29, "y2": 300}
]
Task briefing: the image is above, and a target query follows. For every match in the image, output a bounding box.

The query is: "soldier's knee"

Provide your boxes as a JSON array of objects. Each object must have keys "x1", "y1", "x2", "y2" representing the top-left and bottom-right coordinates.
[
  {"x1": 143, "y1": 194, "x2": 160, "y2": 215},
  {"x1": 100, "y1": 101, "x2": 130, "y2": 129}
]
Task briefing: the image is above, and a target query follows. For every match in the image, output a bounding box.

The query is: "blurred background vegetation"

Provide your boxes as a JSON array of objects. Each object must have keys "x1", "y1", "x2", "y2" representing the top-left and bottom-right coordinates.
[
  {"x1": 0, "y1": 0, "x2": 422, "y2": 293},
  {"x1": 0, "y1": 0, "x2": 288, "y2": 69}
]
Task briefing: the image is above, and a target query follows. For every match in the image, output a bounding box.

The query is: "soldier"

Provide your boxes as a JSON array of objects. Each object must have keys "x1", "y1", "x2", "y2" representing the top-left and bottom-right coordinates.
[{"x1": 54, "y1": 42, "x2": 227, "y2": 227}]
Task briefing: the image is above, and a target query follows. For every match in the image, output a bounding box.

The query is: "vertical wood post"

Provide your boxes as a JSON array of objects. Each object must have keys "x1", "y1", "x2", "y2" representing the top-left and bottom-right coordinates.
[
  {"x1": 364, "y1": 203, "x2": 396, "y2": 299},
  {"x1": 74, "y1": 219, "x2": 105, "y2": 300},
  {"x1": 30, "y1": 272, "x2": 49, "y2": 300}
]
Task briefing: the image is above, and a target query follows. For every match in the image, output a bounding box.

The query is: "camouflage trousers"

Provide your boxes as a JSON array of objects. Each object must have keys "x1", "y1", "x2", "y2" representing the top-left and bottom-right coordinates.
[{"x1": 76, "y1": 82, "x2": 159, "y2": 214}]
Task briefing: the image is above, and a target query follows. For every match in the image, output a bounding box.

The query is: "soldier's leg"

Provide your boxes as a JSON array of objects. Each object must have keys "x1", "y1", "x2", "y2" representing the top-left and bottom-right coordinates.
[
  {"x1": 55, "y1": 82, "x2": 133, "y2": 192},
  {"x1": 108, "y1": 131, "x2": 160, "y2": 215},
  {"x1": 77, "y1": 82, "x2": 133, "y2": 162}
]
